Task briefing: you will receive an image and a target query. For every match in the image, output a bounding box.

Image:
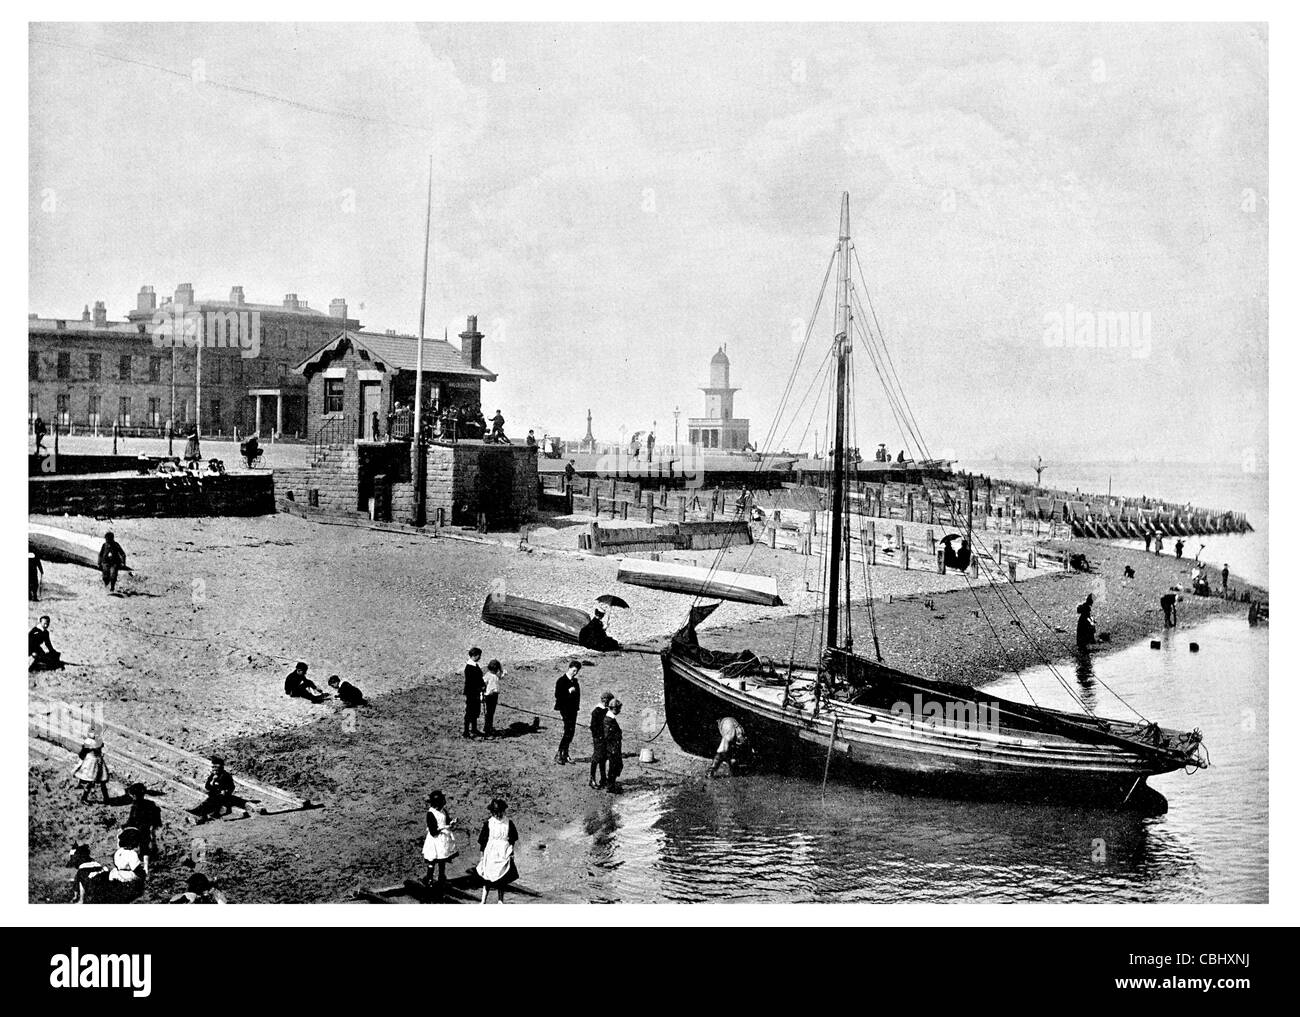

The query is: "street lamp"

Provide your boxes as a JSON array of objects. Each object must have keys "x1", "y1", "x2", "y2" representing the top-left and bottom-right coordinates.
[{"x1": 673, "y1": 405, "x2": 680, "y2": 455}]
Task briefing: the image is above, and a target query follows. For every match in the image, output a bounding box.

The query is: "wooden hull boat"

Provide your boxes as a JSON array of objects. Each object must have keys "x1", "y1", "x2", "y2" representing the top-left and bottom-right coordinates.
[
  {"x1": 29, "y1": 524, "x2": 129, "y2": 572},
  {"x1": 618, "y1": 558, "x2": 781, "y2": 606},
  {"x1": 481, "y1": 593, "x2": 588, "y2": 644},
  {"x1": 662, "y1": 611, "x2": 1204, "y2": 806}
]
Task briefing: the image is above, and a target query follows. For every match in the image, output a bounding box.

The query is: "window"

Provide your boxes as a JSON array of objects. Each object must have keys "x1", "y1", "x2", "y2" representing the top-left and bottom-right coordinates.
[
  {"x1": 149, "y1": 356, "x2": 161, "y2": 382},
  {"x1": 29, "y1": 352, "x2": 39, "y2": 381},
  {"x1": 57, "y1": 352, "x2": 70, "y2": 379},
  {"x1": 56, "y1": 394, "x2": 69, "y2": 425},
  {"x1": 119, "y1": 355, "x2": 132, "y2": 381},
  {"x1": 88, "y1": 353, "x2": 101, "y2": 380},
  {"x1": 277, "y1": 363, "x2": 287, "y2": 380},
  {"x1": 147, "y1": 397, "x2": 161, "y2": 427},
  {"x1": 325, "y1": 378, "x2": 344, "y2": 414},
  {"x1": 88, "y1": 394, "x2": 100, "y2": 427},
  {"x1": 210, "y1": 400, "x2": 221, "y2": 430},
  {"x1": 118, "y1": 396, "x2": 131, "y2": 426}
]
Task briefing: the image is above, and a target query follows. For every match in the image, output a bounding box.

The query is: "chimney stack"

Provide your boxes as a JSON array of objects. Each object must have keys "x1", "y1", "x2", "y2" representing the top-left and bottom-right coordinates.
[
  {"x1": 459, "y1": 315, "x2": 484, "y2": 369},
  {"x1": 137, "y1": 285, "x2": 156, "y2": 313},
  {"x1": 329, "y1": 298, "x2": 348, "y2": 319},
  {"x1": 174, "y1": 283, "x2": 194, "y2": 307},
  {"x1": 283, "y1": 293, "x2": 300, "y2": 311},
  {"x1": 81, "y1": 305, "x2": 91, "y2": 322},
  {"x1": 93, "y1": 301, "x2": 107, "y2": 326},
  {"x1": 230, "y1": 285, "x2": 245, "y2": 305}
]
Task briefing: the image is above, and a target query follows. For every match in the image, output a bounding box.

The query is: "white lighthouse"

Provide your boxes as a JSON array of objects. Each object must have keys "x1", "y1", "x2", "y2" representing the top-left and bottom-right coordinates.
[{"x1": 688, "y1": 345, "x2": 750, "y2": 451}]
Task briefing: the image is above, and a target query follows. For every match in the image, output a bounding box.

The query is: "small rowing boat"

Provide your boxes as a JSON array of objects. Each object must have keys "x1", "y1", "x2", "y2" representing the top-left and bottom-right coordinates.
[
  {"x1": 29, "y1": 524, "x2": 130, "y2": 572},
  {"x1": 617, "y1": 558, "x2": 781, "y2": 606}
]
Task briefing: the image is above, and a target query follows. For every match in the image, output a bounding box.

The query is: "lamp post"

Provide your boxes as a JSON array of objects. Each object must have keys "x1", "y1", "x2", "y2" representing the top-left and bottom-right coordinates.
[{"x1": 673, "y1": 405, "x2": 680, "y2": 456}]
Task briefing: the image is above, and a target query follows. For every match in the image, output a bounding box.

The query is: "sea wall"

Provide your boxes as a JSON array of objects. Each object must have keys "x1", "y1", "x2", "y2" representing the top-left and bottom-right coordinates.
[{"x1": 28, "y1": 473, "x2": 275, "y2": 517}]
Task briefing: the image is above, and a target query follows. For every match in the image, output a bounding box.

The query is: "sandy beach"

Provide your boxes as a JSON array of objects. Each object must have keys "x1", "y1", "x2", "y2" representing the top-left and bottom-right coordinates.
[{"x1": 28, "y1": 507, "x2": 1261, "y2": 903}]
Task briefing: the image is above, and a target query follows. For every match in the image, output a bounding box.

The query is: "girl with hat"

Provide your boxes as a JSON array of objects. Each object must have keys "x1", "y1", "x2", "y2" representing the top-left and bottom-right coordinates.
[
  {"x1": 421, "y1": 790, "x2": 459, "y2": 887},
  {"x1": 474, "y1": 798, "x2": 519, "y2": 904},
  {"x1": 72, "y1": 726, "x2": 111, "y2": 804}
]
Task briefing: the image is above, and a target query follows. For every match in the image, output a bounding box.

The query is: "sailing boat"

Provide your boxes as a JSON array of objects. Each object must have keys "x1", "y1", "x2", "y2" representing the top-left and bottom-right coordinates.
[{"x1": 661, "y1": 193, "x2": 1207, "y2": 808}]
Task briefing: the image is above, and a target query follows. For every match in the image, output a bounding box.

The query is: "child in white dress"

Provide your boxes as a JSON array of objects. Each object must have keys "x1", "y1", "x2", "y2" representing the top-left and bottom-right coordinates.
[
  {"x1": 475, "y1": 798, "x2": 519, "y2": 904},
  {"x1": 421, "y1": 790, "x2": 458, "y2": 886}
]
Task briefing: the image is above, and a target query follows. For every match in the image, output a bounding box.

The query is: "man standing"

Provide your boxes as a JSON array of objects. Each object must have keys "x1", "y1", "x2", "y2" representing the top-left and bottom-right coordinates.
[
  {"x1": 463, "y1": 648, "x2": 485, "y2": 738},
  {"x1": 284, "y1": 661, "x2": 328, "y2": 703},
  {"x1": 589, "y1": 691, "x2": 613, "y2": 788},
  {"x1": 98, "y1": 531, "x2": 127, "y2": 593},
  {"x1": 1174, "y1": 538, "x2": 1184, "y2": 559},
  {"x1": 29, "y1": 615, "x2": 62, "y2": 670},
  {"x1": 29, "y1": 550, "x2": 43, "y2": 602},
  {"x1": 1222, "y1": 563, "x2": 1231, "y2": 597},
  {"x1": 603, "y1": 698, "x2": 624, "y2": 791},
  {"x1": 646, "y1": 431, "x2": 655, "y2": 463},
  {"x1": 553, "y1": 661, "x2": 582, "y2": 764},
  {"x1": 1160, "y1": 591, "x2": 1178, "y2": 627},
  {"x1": 190, "y1": 756, "x2": 236, "y2": 823},
  {"x1": 564, "y1": 460, "x2": 577, "y2": 487},
  {"x1": 33, "y1": 415, "x2": 47, "y2": 454}
]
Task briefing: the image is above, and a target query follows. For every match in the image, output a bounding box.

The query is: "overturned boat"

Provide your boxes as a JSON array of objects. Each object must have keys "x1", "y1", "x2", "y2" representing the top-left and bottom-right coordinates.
[
  {"x1": 661, "y1": 194, "x2": 1206, "y2": 808},
  {"x1": 29, "y1": 524, "x2": 129, "y2": 572},
  {"x1": 618, "y1": 558, "x2": 782, "y2": 606}
]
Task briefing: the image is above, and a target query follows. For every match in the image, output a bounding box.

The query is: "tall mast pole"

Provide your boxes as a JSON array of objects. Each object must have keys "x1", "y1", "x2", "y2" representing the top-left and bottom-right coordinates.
[
  {"x1": 412, "y1": 156, "x2": 433, "y2": 526},
  {"x1": 827, "y1": 192, "x2": 852, "y2": 650}
]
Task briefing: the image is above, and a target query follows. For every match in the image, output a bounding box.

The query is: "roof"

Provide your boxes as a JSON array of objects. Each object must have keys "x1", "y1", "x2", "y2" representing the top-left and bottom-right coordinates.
[
  {"x1": 711, "y1": 346, "x2": 730, "y2": 364},
  {"x1": 29, "y1": 317, "x2": 144, "y2": 338},
  {"x1": 295, "y1": 330, "x2": 497, "y2": 381}
]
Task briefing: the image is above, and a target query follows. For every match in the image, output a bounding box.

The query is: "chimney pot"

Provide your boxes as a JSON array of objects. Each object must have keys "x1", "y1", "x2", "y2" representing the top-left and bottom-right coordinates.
[
  {"x1": 82, "y1": 305, "x2": 91, "y2": 322},
  {"x1": 137, "y1": 286, "x2": 157, "y2": 313},
  {"x1": 93, "y1": 301, "x2": 107, "y2": 326},
  {"x1": 230, "y1": 285, "x2": 245, "y2": 305},
  {"x1": 174, "y1": 283, "x2": 194, "y2": 307},
  {"x1": 458, "y1": 314, "x2": 485, "y2": 369},
  {"x1": 329, "y1": 298, "x2": 348, "y2": 319}
]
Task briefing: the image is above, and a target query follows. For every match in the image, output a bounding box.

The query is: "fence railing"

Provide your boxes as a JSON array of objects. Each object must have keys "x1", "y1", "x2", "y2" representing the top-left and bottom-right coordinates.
[{"x1": 310, "y1": 414, "x2": 355, "y2": 465}]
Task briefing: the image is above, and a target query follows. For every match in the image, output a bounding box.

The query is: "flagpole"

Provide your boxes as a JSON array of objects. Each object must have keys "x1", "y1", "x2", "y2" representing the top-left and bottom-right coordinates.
[{"x1": 413, "y1": 155, "x2": 433, "y2": 526}]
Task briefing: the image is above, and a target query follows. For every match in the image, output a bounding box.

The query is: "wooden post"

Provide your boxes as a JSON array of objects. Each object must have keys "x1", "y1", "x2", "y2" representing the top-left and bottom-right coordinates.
[
  {"x1": 926, "y1": 528, "x2": 935, "y2": 555},
  {"x1": 864, "y1": 521, "x2": 875, "y2": 565},
  {"x1": 620, "y1": 501, "x2": 628, "y2": 520},
  {"x1": 895, "y1": 523, "x2": 904, "y2": 554},
  {"x1": 1008, "y1": 560, "x2": 1017, "y2": 584},
  {"x1": 767, "y1": 525, "x2": 777, "y2": 548},
  {"x1": 646, "y1": 502, "x2": 655, "y2": 524},
  {"x1": 677, "y1": 496, "x2": 686, "y2": 523},
  {"x1": 907, "y1": 491, "x2": 914, "y2": 522},
  {"x1": 901, "y1": 542, "x2": 910, "y2": 570},
  {"x1": 936, "y1": 549, "x2": 946, "y2": 574},
  {"x1": 970, "y1": 554, "x2": 979, "y2": 579}
]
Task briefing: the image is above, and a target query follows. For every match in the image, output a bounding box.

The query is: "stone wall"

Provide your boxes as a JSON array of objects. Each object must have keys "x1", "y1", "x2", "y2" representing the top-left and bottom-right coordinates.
[
  {"x1": 274, "y1": 440, "x2": 536, "y2": 528},
  {"x1": 29, "y1": 473, "x2": 275, "y2": 517}
]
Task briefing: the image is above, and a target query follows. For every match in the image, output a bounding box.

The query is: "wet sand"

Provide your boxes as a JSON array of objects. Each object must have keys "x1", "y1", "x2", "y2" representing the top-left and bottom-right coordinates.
[{"x1": 27, "y1": 509, "x2": 1260, "y2": 903}]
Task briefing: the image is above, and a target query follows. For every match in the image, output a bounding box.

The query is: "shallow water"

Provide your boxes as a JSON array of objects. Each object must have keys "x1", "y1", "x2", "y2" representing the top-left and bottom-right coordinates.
[{"x1": 553, "y1": 615, "x2": 1267, "y2": 903}]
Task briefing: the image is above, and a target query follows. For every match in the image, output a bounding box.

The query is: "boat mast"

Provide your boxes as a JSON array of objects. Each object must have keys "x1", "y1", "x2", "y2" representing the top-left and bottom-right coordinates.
[{"x1": 827, "y1": 192, "x2": 852, "y2": 650}]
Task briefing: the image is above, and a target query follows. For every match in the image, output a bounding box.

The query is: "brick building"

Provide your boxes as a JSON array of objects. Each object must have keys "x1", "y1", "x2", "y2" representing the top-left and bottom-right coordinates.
[
  {"x1": 296, "y1": 316, "x2": 497, "y2": 439},
  {"x1": 29, "y1": 284, "x2": 360, "y2": 439}
]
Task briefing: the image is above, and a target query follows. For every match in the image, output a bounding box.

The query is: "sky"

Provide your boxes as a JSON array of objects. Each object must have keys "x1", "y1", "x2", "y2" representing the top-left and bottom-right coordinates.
[{"x1": 29, "y1": 22, "x2": 1268, "y2": 465}]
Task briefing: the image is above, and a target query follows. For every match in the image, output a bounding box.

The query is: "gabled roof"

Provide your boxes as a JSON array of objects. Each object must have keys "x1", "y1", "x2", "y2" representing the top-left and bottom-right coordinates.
[{"x1": 295, "y1": 330, "x2": 497, "y2": 381}]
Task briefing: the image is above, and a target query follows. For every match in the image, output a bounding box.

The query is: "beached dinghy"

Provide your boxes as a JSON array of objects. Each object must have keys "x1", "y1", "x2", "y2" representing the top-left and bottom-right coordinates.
[
  {"x1": 29, "y1": 524, "x2": 129, "y2": 572},
  {"x1": 618, "y1": 558, "x2": 782, "y2": 606},
  {"x1": 481, "y1": 594, "x2": 589, "y2": 644},
  {"x1": 661, "y1": 193, "x2": 1206, "y2": 808}
]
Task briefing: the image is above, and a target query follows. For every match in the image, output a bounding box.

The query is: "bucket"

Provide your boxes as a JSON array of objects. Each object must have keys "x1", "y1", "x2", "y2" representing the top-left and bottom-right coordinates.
[{"x1": 639, "y1": 747, "x2": 656, "y2": 764}]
